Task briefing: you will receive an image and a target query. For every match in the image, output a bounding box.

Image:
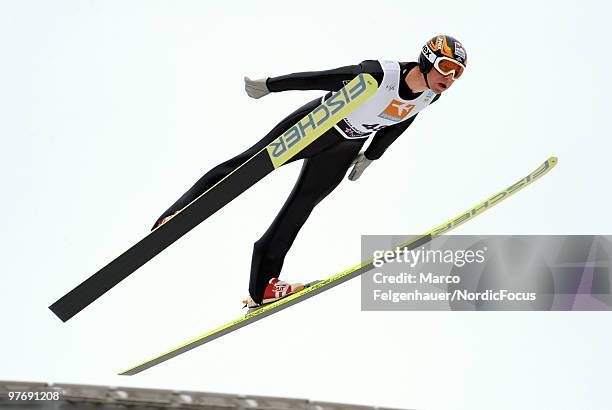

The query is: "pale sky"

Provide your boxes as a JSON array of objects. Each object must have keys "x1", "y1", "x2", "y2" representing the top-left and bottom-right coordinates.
[{"x1": 1, "y1": 1, "x2": 611, "y2": 410}]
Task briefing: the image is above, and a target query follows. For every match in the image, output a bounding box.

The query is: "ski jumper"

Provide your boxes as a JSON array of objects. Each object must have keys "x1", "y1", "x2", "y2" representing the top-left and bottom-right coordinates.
[{"x1": 155, "y1": 60, "x2": 440, "y2": 304}]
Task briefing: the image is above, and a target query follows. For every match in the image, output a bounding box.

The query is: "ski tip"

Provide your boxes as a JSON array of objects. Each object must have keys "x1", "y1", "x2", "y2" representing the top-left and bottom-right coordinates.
[
  {"x1": 543, "y1": 156, "x2": 559, "y2": 172},
  {"x1": 361, "y1": 72, "x2": 377, "y2": 87}
]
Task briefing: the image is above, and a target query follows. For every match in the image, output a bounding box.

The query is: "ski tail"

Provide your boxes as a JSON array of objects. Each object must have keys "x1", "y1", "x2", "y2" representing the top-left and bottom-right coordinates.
[{"x1": 118, "y1": 156, "x2": 558, "y2": 376}]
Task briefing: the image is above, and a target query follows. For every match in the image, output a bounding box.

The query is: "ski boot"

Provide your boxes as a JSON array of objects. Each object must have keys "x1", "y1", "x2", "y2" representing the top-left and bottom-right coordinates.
[{"x1": 242, "y1": 278, "x2": 322, "y2": 314}]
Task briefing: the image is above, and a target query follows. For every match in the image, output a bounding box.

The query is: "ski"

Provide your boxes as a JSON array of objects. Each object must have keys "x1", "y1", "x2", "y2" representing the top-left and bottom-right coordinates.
[
  {"x1": 49, "y1": 74, "x2": 378, "y2": 322},
  {"x1": 119, "y1": 156, "x2": 558, "y2": 376}
]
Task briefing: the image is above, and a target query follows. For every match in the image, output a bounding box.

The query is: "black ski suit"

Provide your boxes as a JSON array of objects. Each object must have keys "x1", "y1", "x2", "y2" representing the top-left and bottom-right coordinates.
[{"x1": 155, "y1": 60, "x2": 439, "y2": 303}]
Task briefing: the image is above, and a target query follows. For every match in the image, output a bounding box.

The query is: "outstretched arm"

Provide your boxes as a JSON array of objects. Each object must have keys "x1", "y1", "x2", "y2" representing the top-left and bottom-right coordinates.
[
  {"x1": 266, "y1": 63, "x2": 364, "y2": 92},
  {"x1": 245, "y1": 60, "x2": 384, "y2": 98}
]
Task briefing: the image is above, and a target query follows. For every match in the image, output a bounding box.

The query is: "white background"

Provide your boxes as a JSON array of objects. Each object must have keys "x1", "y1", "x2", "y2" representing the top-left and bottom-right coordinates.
[{"x1": 1, "y1": 1, "x2": 611, "y2": 410}]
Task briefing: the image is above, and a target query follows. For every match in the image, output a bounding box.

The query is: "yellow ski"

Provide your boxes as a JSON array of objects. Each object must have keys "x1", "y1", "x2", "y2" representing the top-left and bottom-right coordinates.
[{"x1": 120, "y1": 157, "x2": 558, "y2": 375}]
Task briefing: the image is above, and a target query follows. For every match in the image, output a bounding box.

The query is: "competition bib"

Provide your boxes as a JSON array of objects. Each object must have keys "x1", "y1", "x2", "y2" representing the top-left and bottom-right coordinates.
[{"x1": 333, "y1": 60, "x2": 436, "y2": 139}]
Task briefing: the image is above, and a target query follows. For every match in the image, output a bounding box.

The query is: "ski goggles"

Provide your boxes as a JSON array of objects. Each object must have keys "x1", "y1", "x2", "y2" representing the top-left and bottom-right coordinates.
[{"x1": 433, "y1": 56, "x2": 466, "y2": 80}]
